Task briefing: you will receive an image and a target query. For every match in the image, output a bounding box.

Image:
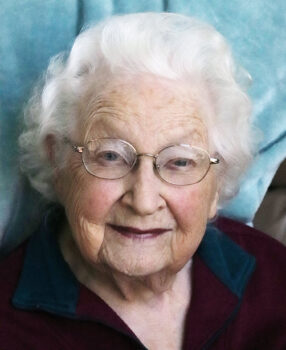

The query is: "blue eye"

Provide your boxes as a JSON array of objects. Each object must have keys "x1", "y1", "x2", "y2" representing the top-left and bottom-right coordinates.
[
  {"x1": 164, "y1": 158, "x2": 196, "y2": 172},
  {"x1": 173, "y1": 159, "x2": 188, "y2": 167},
  {"x1": 93, "y1": 151, "x2": 127, "y2": 168},
  {"x1": 171, "y1": 158, "x2": 193, "y2": 167},
  {"x1": 102, "y1": 152, "x2": 119, "y2": 161}
]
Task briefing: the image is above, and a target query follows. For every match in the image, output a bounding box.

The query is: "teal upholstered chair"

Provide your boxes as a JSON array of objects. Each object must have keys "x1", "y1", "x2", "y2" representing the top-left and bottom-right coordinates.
[{"x1": 1, "y1": 0, "x2": 285, "y2": 256}]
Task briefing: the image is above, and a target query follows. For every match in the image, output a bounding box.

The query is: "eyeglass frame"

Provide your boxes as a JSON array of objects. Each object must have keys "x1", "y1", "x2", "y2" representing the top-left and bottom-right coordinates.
[{"x1": 64, "y1": 137, "x2": 219, "y2": 186}]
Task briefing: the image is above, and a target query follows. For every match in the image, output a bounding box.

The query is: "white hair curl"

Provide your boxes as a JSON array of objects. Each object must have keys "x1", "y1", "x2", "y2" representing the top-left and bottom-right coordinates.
[{"x1": 19, "y1": 12, "x2": 255, "y2": 207}]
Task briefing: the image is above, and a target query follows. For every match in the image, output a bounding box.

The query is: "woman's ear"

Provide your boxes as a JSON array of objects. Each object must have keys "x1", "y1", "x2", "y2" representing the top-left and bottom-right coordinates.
[
  {"x1": 44, "y1": 134, "x2": 64, "y2": 204},
  {"x1": 44, "y1": 134, "x2": 57, "y2": 166},
  {"x1": 208, "y1": 190, "x2": 219, "y2": 220}
]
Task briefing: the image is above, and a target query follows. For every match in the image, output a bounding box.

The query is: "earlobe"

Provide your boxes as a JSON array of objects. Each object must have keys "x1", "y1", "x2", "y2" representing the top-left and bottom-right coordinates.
[
  {"x1": 44, "y1": 134, "x2": 57, "y2": 166},
  {"x1": 208, "y1": 191, "x2": 219, "y2": 220},
  {"x1": 44, "y1": 134, "x2": 63, "y2": 201}
]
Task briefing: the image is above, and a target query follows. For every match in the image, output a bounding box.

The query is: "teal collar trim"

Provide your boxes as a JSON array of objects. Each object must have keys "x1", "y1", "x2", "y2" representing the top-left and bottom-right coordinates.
[
  {"x1": 198, "y1": 224, "x2": 256, "y2": 299},
  {"x1": 12, "y1": 207, "x2": 256, "y2": 315},
  {"x1": 12, "y1": 206, "x2": 79, "y2": 317}
]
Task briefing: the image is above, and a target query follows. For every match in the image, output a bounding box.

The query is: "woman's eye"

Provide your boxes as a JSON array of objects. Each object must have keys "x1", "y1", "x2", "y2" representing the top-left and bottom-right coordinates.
[
  {"x1": 91, "y1": 151, "x2": 124, "y2": 165},
  {"x1": 101, "y1": 151, "x2": 119, "y2": 161},
  {"x1": 173, "y1": 159, "x2": 188, "y2": 167},
  {"x1": 165, "y1": 158, "x2": 195, "y2": 170}
]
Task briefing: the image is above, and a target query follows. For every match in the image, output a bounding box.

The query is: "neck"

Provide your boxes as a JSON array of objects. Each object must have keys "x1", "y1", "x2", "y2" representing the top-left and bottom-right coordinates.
[
  {"x1": 59, "y1": 226, "x2": 192, "y2": 304},
  {"x1": 98, "y1": 262, "x2": 191, "y2": 304}
]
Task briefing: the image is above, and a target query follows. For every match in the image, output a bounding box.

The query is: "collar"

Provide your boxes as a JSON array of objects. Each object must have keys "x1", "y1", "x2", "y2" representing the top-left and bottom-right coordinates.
[
  {"x1": 12, "y1": 207, "x2": 256, "y2": 348},
  {"x1": 198, "y1": 223, "x2": 256, "y2": 299},
  {"x1": 12, "y1": 206, "x2": 79, "y2": 317},
  {"x1": 185, "y1": 224, "x2": 256, "y2": 349}
]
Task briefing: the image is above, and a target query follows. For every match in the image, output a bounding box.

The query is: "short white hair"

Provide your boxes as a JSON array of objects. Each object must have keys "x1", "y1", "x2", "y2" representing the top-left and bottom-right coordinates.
[{"x1": 19, "y1": 12, "x2": 255, "y2": 207}]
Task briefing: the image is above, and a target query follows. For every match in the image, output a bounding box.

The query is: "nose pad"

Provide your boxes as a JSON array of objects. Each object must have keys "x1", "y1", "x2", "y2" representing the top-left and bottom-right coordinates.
[{"x1": 121, "y1": 157, "x2": 166, "y2": 215}]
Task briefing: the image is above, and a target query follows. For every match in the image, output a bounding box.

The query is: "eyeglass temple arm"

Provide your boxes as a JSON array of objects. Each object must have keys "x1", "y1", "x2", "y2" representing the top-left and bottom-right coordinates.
[
  {"x1": 210, "y1": 158, "x2": 220, "y2": 164},
  {"x1": 63, "y1": 137, "x2": 84, "y2": 153}
]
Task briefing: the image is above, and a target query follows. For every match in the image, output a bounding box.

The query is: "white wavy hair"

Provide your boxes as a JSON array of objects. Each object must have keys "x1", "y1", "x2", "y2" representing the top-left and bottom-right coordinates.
[{"x1": 19, "y1": 12, "x2": 255, "y2": 208}]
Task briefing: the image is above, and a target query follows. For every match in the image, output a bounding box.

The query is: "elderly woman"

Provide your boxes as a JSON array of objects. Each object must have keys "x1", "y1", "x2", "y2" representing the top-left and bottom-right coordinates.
[{"x1": 0, "y1": 12, "x2": 285, "y2": 350}]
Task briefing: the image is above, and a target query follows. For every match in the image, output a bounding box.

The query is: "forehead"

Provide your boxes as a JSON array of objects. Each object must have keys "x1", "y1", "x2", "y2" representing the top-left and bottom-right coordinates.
[{"x1": 79, "y1": 74, "x2": 208, "y2": 147}]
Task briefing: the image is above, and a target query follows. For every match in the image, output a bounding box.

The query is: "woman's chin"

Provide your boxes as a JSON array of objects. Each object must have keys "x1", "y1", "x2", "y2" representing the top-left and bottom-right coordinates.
[
  {"x1": 96, "y1": 227, "x2": 174, "y2": 277},
  {"x1": 101, "y1": 253, "x2": 170, "y2": 278}
]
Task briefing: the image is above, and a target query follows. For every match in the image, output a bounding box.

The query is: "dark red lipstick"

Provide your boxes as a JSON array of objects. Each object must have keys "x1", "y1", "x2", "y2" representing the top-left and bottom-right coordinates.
[{"x1": 109, "y1": 225, "x2": 171, "y2": 239}]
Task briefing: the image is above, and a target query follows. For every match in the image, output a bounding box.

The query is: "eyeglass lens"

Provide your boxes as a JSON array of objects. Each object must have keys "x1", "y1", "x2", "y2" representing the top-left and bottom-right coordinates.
[{"x1": 82, "y1": 139, "x2": 211, "y2": 185}]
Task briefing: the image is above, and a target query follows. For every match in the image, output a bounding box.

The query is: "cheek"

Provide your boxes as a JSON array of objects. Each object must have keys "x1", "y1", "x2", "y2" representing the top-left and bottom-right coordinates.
[
  {"x1": 170, "y1": 186, "x2": 210, "y2": 230},
  {"x1": 83, "y1": 181, "x2": 122, "y2": 223},
  {"x1": 167, "y1": 184, "x2": 216, "y2": 270},
  {"x1": 56, "y1": 169, "x2": 123, "y2": 264},
  {"x1": 57, "y1": 167, "x2": 121, "y2": 223}
]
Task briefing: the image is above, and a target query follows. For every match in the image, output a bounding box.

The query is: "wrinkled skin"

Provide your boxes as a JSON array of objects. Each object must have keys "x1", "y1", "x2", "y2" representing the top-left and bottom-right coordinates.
[
  {"x1": 49, "y1": 74, "x2": 219, "y2": 349},
  {"x1": 52, "y1": 74, "x2": 218, "y2": 295}
]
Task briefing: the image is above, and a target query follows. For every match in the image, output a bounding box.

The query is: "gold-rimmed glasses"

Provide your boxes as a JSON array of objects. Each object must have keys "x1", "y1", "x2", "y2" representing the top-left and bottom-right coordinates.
[{"x1": 65, "y1": 138, "x2": 219, "y2": 186}]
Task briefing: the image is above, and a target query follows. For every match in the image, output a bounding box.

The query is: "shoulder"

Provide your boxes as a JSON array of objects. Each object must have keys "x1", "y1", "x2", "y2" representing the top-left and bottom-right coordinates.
[
  {"x1": 215, "y1": 216, "x2": 286, "y2": 287},
  {"x1": 0, "y1": 243, "x2": 27, "y2": 297},
  {"x1": 215, "y1": 216, "x2": 286, "y2": 265},
  {"x1": 0, "y1": 242, "x2": 27, "y2": 304},
  {"x1": 0, "y1": 242, "x2": 28, "y2": 346},
  {"x1": 215, "y1": 217, "x2": 286, "y2": 347}
]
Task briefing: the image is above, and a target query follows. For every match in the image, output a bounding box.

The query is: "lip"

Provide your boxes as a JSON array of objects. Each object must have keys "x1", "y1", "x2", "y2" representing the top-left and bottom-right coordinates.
[{"x1": 109, "y1": 224, "x2": 172, "y2": 239}]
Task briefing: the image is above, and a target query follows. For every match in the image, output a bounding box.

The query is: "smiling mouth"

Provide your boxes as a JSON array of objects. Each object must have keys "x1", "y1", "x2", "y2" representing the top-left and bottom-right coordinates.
[{"x1": 109, "y1": 225, "x2": 172, "y2": 239}]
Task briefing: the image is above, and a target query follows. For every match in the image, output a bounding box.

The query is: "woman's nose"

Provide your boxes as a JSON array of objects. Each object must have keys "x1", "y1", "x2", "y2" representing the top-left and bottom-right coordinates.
[{"x1": 121, "y1": 158, "x2": 166, "y2": 216}]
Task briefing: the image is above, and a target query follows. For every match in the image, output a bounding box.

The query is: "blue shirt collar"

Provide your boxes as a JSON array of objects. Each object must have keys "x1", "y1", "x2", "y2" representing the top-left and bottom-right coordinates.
[
  {"x1": 12, "y1": 206, "x2": 79, "y2": 317},
  {"x1": 12, "y1": 206, "x2": 256, "y2": 315},
  {"x1": 199, "y1": 224, "x2": 256, "y2": 299}
]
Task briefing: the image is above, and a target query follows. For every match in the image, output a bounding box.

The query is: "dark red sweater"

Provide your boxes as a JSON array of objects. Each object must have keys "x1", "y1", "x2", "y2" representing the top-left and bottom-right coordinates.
[{"x1": 0, "y1": 208, "x2": 285, "y2": 349}]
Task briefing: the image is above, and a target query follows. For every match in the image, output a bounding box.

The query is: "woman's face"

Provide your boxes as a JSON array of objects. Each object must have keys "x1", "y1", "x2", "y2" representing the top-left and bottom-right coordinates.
[{"x1": 55, "y1": 75, "x2": 218, "y2": 277}]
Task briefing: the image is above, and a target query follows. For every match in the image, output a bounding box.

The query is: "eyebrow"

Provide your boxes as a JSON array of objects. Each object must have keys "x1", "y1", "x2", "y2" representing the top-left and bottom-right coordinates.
[{"x1": 85, "y1": 113, "x2": 207, "y2": 146}]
